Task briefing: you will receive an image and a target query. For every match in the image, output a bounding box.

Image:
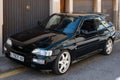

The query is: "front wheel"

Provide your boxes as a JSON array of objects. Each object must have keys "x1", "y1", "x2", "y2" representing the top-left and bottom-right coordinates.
[
  {"x1": 102, "y1": 38, "x2": 113, "y2": 55},
  {"x1": 53, "y1": 51, "x2": 71, "y2": 75}
]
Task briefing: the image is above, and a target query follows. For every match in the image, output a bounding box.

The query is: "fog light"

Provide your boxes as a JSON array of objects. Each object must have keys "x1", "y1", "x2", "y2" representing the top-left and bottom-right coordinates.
[
  {"x1": 4, "y1": 47, "x2": 7, "y2": 51},
  {"x1": 33, "y1": 58, "x2": 45, "y2": 64}
]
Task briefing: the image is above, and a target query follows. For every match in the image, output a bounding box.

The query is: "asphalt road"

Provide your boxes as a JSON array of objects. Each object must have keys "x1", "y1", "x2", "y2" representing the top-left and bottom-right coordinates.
[{"x1": 1, "y1": 41, "x2": 120, "y2": 80}]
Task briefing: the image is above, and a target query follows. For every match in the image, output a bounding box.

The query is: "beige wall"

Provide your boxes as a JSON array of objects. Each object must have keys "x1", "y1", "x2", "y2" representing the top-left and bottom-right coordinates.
[
  {"x1": 113, "y1": 0, "x2": 119, "y2": 29},
  {"x1": 119, "y1": 0, "x2": 120, "y2": 30},
  {"x1": 50, "y1": 0, "x2": 73, "y2": 14},
  {"x1": 65, "y1": 0, "x2": 73, "y2": 13},
  {"x1": 94, "y1": 0, "x2": 101, "y2": 13},
  {"x1": 50, "y1": 0, "x2": 60, "y2": 15},
  {"x1": 0, "y1": 0, "x2": 3, "y2": 56}
]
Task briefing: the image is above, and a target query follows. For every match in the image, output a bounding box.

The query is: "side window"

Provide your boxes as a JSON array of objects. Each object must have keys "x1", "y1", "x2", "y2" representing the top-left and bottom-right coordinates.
[
  {"x1": 94, "y1": 19, "x2": 105, "y2": 31},
  {"x1": 80, "y1": 19, "x2": 96, "y2": 34},
  {"x1": 95, "y1": 17, "x2": 109, "y2": 28}
]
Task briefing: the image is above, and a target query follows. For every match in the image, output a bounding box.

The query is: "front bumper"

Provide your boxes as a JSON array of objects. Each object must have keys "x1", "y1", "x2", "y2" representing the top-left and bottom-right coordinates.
[{"x1": 4, "y1": 45, "x2": 57, "y2": 70}]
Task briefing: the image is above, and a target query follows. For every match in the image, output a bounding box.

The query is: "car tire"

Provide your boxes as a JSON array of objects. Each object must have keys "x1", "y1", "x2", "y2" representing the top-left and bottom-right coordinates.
[
  {"x1": 102, "y1": 38, "x2": 113, "y2": 55},
  {"x1": 52, "y1": 50, "x2": 71, "y2": 75}
]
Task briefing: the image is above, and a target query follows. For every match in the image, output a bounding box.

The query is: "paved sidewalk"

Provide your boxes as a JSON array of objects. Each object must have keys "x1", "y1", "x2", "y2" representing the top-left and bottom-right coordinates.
[
  {"x1": 0, "y1": 56, "x2": 23, "y2": 73},
  {"x1": 115, "y1": 30, "x2": 120, "y2": 39}
]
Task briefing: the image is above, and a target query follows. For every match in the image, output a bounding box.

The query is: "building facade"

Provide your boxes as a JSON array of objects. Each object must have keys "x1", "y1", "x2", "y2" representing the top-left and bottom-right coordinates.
[
  {"x1": 119, "y1": 0, "x2": 120, "y2": 30},
  {"x1": 0, "y1": 0, "x2": 3, "y2": 56},
  {"x1": 0, "y1": 0, "x2": 119, "y2": 56}
]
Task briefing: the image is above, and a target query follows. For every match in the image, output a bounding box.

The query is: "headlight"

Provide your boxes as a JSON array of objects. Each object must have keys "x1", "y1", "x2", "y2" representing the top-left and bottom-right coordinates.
[
  {"x1": 32, "y1": 48, "x2": 53, "y2": 56},
  {"x1": 6, "y1": 38, "x2": 12, "y2": 46}
]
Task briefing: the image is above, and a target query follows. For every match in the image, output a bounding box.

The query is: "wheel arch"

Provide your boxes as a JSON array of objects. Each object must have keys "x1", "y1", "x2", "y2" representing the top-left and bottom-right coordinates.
[{"x1": 108, "y1": 36, "x2": 114, "y2": 42}]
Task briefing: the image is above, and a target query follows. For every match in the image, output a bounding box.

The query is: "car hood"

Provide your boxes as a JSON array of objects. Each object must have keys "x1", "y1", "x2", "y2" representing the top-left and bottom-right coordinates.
[{"x1": 11, "y1": 27, "x2": 69, "y2": 49}]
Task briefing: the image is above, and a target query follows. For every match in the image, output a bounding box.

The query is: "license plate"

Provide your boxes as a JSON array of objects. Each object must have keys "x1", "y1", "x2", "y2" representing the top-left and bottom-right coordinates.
[{"x1": 10, "y1": 52, "x2": 24, "y2": 62}]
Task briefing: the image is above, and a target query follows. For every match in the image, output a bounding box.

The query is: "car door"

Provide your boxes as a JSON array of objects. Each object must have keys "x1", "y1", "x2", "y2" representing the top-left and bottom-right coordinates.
[{"x1": 75, "y1": 18, "x2": 100, "y2": 58}]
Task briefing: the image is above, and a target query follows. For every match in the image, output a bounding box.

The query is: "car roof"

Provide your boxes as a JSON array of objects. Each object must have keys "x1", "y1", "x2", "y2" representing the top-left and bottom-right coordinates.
[
  {"x1": 56, "y1": 13, "x2": 97, "y2": 17},
  {"x1": 55, "y1": 13, "x2": 107, "y2": 18}
]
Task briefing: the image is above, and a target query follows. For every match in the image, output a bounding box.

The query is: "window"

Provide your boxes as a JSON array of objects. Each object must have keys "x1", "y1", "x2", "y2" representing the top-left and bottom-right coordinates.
[
  {"x1": 46, "y1": 15, "x2": 61, "y2": 29},
  {"x1": 41, "y1": 14, "x2": 77, "y2": 33},
  {"x1": 63, "y1": 18, "x2": 80, "y2": 35},
  {"x1": 95, "y1": 17, "x2": 109, "y2": 27},
  {"x1": 94, "y1": 18, "x2": 104, "y2": 31},
  {"x1": 80, "y1": 19, "x2": 96, "y2": 34}
]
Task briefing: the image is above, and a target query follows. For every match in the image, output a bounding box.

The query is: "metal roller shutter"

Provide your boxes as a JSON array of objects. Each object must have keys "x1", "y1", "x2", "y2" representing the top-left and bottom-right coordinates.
[
  {"x1": 3, "y1": 0, "x2": 49, "y2": 42},
  {"x1": 73, "y1": 0, "x2": 94, "y2": 13},
  {"x1": 102, "y1": 0, "x2": 113, "y2": 22}
]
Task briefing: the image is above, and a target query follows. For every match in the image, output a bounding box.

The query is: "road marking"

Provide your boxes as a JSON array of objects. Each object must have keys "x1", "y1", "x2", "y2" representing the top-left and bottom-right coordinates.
[{"x1": 0, "y1": 67, "x2": 29, "y2": 79}]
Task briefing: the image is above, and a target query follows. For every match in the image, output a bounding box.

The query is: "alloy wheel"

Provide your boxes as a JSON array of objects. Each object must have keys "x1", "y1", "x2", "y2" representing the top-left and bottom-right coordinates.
[
  {"x1": 106, "y1": 39, "x2": 113, "y2": 55},
  {"x1": 58, "y1": 52, "x2": 71, "y2": 74}
]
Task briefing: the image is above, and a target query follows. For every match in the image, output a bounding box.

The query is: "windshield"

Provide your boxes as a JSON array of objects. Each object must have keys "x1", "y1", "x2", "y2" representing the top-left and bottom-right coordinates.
[{"x1": 40, "y1": 14, "x2": 80, "y2": 35}]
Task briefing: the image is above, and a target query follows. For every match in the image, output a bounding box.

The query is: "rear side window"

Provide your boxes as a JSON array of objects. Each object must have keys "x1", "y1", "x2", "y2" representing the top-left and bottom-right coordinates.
[
  {"x1": 94, "y1": 18, "x2": 105, "y2": 31},
  {"x1": 95, "y1": 17, "x2": 109, "y2": 27}
]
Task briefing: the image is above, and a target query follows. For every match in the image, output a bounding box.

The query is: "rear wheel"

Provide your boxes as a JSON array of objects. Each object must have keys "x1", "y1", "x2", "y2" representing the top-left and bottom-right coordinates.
[
  {"x1": 53, "y1": 51, "x2": 71, "y2": 75},
  {"x1": 102, "y1": 38, "x2": 113, "y2": 55}
]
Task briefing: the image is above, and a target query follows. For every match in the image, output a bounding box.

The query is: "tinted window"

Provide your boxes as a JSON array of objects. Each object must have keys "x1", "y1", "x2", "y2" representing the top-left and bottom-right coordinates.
[
  {"x1": 41, "y1": 14, "x2": 77, "y2": 33},
  {"x1": 96, "y1": 17, "x2": 109, "y2": 27},
  {"x1": 46, "y1": 15, "x2": 61, "y2": 29},
  {"x1": 94, "y1": 18, "x2": 105, "y2": 31},
  {"x1": 80, "y1": 19, "x2": 96, "y2": 33}
]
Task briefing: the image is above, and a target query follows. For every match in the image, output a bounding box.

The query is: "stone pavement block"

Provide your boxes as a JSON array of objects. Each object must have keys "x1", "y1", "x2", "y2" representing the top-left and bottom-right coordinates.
[
  {"x1": 115, "y1": 30, "x2": 120, "y2": 39},
  {"x1": 0, "y1": 56, "x2": 23, "y2": 73}
]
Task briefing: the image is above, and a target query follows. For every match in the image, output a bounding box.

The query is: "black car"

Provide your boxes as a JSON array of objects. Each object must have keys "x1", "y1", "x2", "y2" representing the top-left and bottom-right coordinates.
[{"x1": 4, "y1": 13, "x2": 116, "y2": 74}]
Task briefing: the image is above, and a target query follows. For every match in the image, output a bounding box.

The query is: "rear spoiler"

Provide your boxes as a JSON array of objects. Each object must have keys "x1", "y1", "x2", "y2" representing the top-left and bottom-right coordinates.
[
  {"x1": 97, "y1": 14, "x2": 109, "y2": 18},
  {"x1": 86, "y1": 12, "x2": 109, "y2": 18}
]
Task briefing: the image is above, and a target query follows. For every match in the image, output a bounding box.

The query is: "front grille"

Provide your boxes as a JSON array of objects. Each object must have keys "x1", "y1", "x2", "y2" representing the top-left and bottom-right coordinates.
[
  {"x1": 12, "y1": 44, "x2": 34, "y2": 53},
  {"x1": 7, "y1": 45, "x2": 37, "y2": 64}
]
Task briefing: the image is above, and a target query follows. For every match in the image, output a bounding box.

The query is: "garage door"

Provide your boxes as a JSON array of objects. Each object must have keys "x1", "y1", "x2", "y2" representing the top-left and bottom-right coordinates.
[
  {"x1": 73, "y1": 0, "x2": 94, "y2": 13},
  {"x1": 102, "y1": 0, "x2": 113, "y2": 22},
  {"x1": 3, "y1": 0, "x2": 49, "y2": 42}
]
